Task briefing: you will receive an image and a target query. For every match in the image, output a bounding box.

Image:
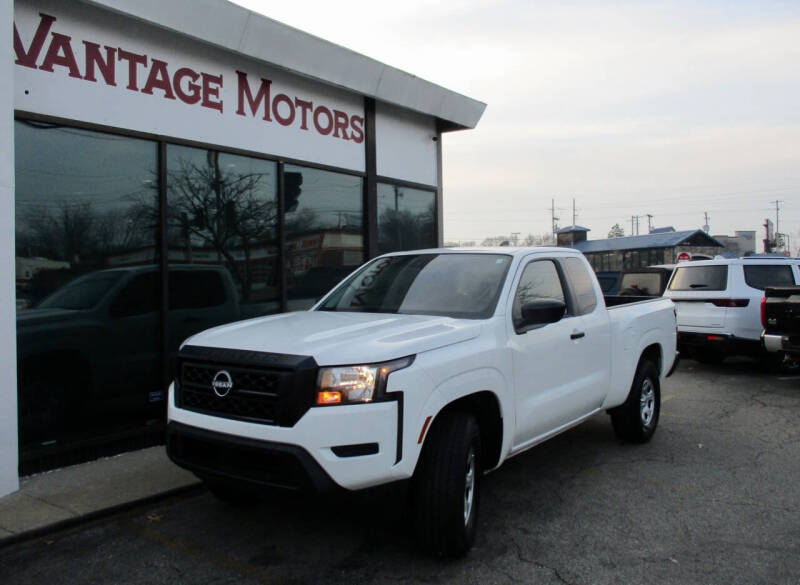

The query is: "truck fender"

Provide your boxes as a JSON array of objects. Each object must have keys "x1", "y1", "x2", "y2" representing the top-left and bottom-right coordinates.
[
  {"x1": 603, "y1": 330, "x2": 664, "y2": 409},
  {"x1": 402, "y1": 368, "x2": 511, "y2": 477}
]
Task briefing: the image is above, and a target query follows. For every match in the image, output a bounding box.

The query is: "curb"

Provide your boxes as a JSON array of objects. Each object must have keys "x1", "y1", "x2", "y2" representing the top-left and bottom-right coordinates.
[{"x1": 0, "y1": 482, "x2": 205, "y2": 551}]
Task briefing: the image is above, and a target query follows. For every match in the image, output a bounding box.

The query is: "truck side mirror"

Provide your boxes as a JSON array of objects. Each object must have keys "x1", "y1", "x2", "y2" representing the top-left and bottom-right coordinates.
[{"x1": 519, "y1": 299, "x2": 566, "y2": 330}]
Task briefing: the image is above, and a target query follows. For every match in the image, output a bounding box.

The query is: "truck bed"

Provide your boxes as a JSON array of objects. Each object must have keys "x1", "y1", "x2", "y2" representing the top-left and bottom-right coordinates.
[{"x1": 604, "y1": 295, "x2": 663, "y2": 307}]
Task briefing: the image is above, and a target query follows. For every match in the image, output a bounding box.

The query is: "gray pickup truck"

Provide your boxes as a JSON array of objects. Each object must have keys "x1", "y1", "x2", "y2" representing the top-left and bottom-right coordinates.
[{"x1": 17, "y1": 264, "x2": 241, "y2": 450}]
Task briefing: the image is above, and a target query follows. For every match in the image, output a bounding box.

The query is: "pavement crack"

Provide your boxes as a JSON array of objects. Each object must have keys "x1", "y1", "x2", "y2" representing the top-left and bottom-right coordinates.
[
  {"x1": 511, "y1": 540, "x2": 578, "y2": 585},
  {"x1": 499, "y1": 569, "x2": 522, "y2": 583}
]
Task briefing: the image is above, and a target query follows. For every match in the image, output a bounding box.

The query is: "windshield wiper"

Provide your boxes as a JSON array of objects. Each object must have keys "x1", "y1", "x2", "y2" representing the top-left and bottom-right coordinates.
[{"x1": 689, "y1": 284, "x2": 709, "y2": 288}]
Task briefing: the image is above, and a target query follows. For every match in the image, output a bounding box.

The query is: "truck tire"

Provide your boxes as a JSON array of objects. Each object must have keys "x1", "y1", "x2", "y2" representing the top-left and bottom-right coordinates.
[
  {"x1": 610, "y1": 360, "x2": 660, "y2": 443},
  {"x1": 412, "y1": 411, "x2": 482, "y2": 557},
  {"x1": 766, "y1": 352, "x2": 800, "y2": 375}
]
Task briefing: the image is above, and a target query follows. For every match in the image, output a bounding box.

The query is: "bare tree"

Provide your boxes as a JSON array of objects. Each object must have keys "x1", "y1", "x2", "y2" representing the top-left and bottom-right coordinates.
[
  {"x1": 522, "y1": 232, "x2": 556, "y2": 246},
  {"x1": 19, "y1": 201, "x2": 98, "y2": 265},
  {"x1": 378, "y1": 201, "x2": 435, "y2": 252},
  {"x1": 165, "y1": 153, "x2": 278, "y2": 301},
  {"x1": 608, "y1": 223, "x2": 625, "y2": 238}
]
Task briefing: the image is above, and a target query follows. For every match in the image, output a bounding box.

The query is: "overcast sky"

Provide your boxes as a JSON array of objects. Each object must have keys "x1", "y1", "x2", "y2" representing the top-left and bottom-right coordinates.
[{"x1": 235, "y1": 0, "x2": 800, "y2": 253}]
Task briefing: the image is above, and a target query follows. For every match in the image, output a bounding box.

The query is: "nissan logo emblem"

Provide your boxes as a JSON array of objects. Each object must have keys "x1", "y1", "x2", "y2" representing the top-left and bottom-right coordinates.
[{"x1": 212, "y1": 370, "x2": 233, "y2": 398}]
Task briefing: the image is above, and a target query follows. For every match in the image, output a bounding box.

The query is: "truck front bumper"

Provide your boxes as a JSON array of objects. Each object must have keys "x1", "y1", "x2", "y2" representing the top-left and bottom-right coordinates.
[
  {"x1": 168, "y1": 383, "x2": 409, "y2": 491},
  {"x1": 167, "y1": 421, "x2": 341, "y2": 493}
]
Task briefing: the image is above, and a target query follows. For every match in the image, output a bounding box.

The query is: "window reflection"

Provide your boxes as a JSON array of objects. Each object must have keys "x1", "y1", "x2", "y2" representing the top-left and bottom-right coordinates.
[
  {"x1": 14, "y1": 121, "x2": 160, "y2": 454},
  {"x1": 284, "y1": 164, "x2": 364, "y2": 309},
  {"x1": 166, "y1": 145, "x2": 279, "y2": 341},
  {"x1": 377, "y1": 183, "x2": 436, "y2": 255},
  {"x1": 512, "y1": 260, "x2": 566, "y2": 329}
]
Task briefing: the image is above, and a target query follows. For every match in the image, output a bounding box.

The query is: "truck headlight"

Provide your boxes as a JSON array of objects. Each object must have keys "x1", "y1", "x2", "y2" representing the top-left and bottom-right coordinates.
[{"x1": 316, "y1": 356, "x2": 414, "y2": 405}]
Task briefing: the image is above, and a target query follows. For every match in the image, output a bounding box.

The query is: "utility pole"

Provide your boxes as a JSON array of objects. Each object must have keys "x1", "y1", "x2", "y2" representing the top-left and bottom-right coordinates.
[
  {"x1": 772, "y1": 200, "x2": 782, "y2": 237},
  {"x1": 703, "y1": 212, "x2": 710, "y2": 233},
  {"x1": 646, "y1": 214, "x2": 653, "y2": 234},
  {"x1": 572, "y1": 198, "x2": 577, "y2": 227},
  {"x1": 551, "y1": 199, "x2": 559, "y2": 242},
  {"x1": 631, "y1": 216, "x2": 635, "y2": 236}
]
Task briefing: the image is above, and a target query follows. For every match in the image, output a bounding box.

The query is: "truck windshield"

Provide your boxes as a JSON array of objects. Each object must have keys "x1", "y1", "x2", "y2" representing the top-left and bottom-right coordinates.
[{"x1": 318, "y1": 253, "x2": 512, "y2": 319}]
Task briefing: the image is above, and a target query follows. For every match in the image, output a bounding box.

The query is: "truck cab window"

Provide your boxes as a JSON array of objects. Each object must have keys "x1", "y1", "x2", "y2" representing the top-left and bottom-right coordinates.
[
  {"x1": 512, "y1": 260, "x2": 566, "y2": 329},
  {"x1": 169, "y1": 270, "x2": 226, "y2": 309},
  {"x1": 562, "y1": 257, "x2": 598, "y2": 314},
  {"x1": 109, "y1": 272, "x2": 159, "y2": 318}
]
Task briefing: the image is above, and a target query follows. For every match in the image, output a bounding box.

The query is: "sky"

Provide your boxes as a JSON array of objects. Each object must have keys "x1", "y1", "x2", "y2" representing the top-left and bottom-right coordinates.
[{"x1": 234, "y1": 0, "x2": 800, "y2": 253}]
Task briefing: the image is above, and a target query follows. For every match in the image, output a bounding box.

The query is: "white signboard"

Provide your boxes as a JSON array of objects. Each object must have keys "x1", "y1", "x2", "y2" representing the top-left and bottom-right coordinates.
[
  {"x1": 376, "y1": 102, "x2": 438, "y2": 187},
  {"x1": 13, "y1": 0, "x2": 366, "y2": 171}
]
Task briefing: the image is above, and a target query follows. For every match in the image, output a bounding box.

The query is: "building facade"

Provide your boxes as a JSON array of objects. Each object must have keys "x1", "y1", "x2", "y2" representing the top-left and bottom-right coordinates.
[
  {"x1": 2, "y1": 0, "x2": 485, "y2": 495},
  {"x1": 713, "y1": 231, "x2": 757, "y2": 257},
  {"x1": 560, "y1": 228, "x2": 724, "y2": 272}
]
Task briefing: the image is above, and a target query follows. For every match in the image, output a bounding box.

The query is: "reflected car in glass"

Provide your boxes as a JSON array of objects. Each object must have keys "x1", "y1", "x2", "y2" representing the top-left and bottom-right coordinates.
[{"x1": 16, "y1": 264, "x2": 241, "y2": 449}]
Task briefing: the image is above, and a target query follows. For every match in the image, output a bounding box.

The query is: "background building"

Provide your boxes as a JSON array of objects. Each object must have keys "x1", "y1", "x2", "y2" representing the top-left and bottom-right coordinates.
[
  {"x1": 556, "y1": 226, "x2": 724, "y2": 271},
  {"x1": 714, "y1": 231, "x2": 757, "y2": 257},
  {"x1": 1, "y1": 0, "x2": 485, "y2": 495}
]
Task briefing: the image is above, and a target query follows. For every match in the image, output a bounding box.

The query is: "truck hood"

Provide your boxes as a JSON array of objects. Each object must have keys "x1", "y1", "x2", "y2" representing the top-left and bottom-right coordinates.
[
  {"x1": 183, "y1": 310, "x2": 483, "y2": 365},
  {"x1": 17, "y1": 308, "x2": 82, "y2": 327}
]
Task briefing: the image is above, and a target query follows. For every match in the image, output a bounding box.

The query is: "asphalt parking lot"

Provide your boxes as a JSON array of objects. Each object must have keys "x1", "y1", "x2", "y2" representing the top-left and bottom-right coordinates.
[{"x1": 1, "y1": 357, "x2": 798, "y2": 585}]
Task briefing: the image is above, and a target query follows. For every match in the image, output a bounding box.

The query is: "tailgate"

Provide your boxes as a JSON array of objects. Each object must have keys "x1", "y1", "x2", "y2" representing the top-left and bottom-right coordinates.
[
  {"x1": 666, "y1": 264, "x2": 729, "y2": 329},
  {"x1": 764, "y1": 288, "x2": 800, "y2": 334},
  {"x1": 671, "y1": 297, "x2": 727, "y2": 328}
]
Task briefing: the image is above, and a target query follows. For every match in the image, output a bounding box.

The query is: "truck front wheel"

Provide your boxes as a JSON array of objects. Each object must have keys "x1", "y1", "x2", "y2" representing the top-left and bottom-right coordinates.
[
  {"x1": 610, "y1": 360, "x2": 660, "y2": 443},
  {"x1": 412, "y1": 411, "x2": 482, "y2": 557}
]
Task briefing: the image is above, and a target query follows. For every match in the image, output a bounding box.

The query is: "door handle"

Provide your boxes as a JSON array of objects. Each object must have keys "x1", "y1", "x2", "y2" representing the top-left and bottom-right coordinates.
[{"x1": 570, "y1": 331, "x2": 585, "y2": 340}]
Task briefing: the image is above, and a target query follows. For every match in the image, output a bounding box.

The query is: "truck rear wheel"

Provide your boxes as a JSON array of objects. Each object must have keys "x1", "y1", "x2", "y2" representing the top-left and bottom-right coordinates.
[
  {"x1": 610, "y1": 360, "x2": 660, "y2": 443},
  {"x1": 412, "y1": 411, "x2": 482, "y2": 557}
]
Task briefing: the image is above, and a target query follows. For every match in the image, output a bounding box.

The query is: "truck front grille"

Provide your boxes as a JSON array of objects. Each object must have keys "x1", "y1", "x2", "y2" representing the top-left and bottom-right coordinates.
[{"x1": 175, "y1": 345, "x2": 318, "y2": 427}]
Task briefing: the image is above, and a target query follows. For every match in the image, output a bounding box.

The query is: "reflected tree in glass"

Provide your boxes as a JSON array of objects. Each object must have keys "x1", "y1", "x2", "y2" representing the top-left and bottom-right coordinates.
[
  {"x1": 166, "y1": 147, "x2": 278, "y2": 303},
  {"x1": 377, "y1": 184, "x2": 436, "y2": 254},
  {"x1": 14, "y1": 121, "x2": 161, "y2": 456}
]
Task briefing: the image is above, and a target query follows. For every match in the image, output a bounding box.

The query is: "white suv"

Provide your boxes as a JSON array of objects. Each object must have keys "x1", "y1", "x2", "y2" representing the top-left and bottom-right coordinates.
[{"x1": 664, "y1": 257, "x2": 800, "y2": 363}]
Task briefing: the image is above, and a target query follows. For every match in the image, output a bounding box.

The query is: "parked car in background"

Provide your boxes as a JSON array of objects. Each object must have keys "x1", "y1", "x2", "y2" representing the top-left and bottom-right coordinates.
[
  {"x1": 595, "y1": 271, "x2": 621, "y2": 295},
  {"x1": 762, "y1": 285, "x2": 800, "y2": 364},
  {"x1": 664, "y1": 257, "x2": 800, "y2": 363}
]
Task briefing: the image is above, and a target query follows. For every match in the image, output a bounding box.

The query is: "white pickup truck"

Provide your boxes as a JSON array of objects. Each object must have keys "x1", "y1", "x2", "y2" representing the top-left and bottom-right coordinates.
[{"x1": 167, "y1": 248, "x2": 678, "y2": 556}]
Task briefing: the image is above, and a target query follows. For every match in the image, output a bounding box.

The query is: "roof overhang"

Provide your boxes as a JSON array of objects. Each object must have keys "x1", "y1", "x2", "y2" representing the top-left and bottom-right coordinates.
[{"x1": 81, "y1": 0, "x2": 487, "y2": 131}]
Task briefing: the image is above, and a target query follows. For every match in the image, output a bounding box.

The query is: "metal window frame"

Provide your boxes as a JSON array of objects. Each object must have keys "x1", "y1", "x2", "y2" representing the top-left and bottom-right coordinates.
[{"x1": 13, "y1": 108, "x2": 442, "y2": 378}]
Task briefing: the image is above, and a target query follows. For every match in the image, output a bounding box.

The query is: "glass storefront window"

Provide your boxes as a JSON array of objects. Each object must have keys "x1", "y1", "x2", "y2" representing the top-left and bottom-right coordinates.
[
  {"x1": 284, "y1": 164, "x2": 364, "y2": 309},
  {"x1": 377, "y1": 183, "x2": 436, "y2": 254},
  {"x1": 15, "y1": 121, "x2": 160, "y2": 453},
  {"x1": 13, "y1": 121, "x2": 433, "y2": 470},
  {"x1": 166, "y1": 146, "x2": 279, "y2": 354}
]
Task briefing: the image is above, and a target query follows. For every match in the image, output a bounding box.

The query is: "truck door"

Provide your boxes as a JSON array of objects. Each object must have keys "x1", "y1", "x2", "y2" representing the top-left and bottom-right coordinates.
[
  {"x1": 560, "y1": 257, "x2": 612, "y2": 411},
  {"x1": 508, "y1": 258, "x2": 588, "y2": 447}
]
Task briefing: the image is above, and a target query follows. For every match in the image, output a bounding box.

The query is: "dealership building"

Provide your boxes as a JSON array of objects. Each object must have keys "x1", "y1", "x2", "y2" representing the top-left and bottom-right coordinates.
[{"x1": 1, "y1": 0, "x2": 484, "y2": 496}]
